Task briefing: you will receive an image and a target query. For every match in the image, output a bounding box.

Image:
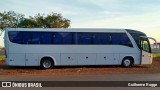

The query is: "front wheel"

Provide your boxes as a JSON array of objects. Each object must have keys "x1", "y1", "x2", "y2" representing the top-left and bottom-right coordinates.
[
  {"x1": 40, "y1": 58, "x2": 54, "y2": 69},
  {"x1": 122, "y1": 58, "x2": 133, "y2": 67}
]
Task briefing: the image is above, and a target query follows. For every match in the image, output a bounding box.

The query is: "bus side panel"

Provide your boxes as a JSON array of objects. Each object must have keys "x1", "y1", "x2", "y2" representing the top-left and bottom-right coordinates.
[
  {"x1": 96, "y1": 53, "x2": 114, "y2": 65},
  {"x1": 8, "y1": 53, "x2": 25, "y2": 66},
  {"x1": 114, "y1": 54, "x2": 120, "y2": 65},
  {"x1": 78, "y1": 54, "x2": 96, "y2": 65},
  {"x1": 25, "y1": 53, "x2": 39, "y2": 66},
  {"x1": 61, "y1": 53, "x2": 77, "y2": 65},
  {"x1": 96, "y1": 53, "x2": 120, "y2": 65}
]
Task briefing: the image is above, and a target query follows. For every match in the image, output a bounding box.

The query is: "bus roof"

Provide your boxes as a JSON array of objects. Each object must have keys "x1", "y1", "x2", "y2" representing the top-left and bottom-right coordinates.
[{"x1": 5, "y1": 28, "x2": 138, "y2": 33}]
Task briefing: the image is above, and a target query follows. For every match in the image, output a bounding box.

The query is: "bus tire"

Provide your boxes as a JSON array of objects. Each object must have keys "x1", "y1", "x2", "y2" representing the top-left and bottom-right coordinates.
[
  {"x1": 122, "y1": 57, "x2": 133, "y2": 68},
  {"x1": 40, "y1": 57, "x2": 54, "y2": 69}
]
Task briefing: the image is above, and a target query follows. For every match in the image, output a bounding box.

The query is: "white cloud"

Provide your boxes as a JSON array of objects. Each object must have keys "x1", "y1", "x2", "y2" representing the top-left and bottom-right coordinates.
[{"x1": 79, "y1": 0, "x2": 121, "y2": 9}]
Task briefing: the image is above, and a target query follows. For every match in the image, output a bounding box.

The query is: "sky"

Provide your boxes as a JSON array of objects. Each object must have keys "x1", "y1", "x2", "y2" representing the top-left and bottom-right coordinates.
[{"x1": 0, "y1": 0, "x2": 160, "y2": 47}]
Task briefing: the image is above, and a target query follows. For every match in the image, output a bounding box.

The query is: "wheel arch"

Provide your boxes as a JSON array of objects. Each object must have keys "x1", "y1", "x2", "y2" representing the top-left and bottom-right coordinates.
[
  {"x1": 40, "y1": 56, "x2": 56, "y2": 66},
  {"x1": 122, "y1": 56, "x2": 135, "y2": 65}
]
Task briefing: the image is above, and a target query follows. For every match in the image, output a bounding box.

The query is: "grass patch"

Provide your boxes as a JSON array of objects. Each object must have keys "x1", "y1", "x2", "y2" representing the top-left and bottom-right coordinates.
[
  {"x1": 0, "y1": 55, "x2": 5, "y2": 61},
  {"x1": 153, "y1": 53, "x2": 160, "y2": 58}
]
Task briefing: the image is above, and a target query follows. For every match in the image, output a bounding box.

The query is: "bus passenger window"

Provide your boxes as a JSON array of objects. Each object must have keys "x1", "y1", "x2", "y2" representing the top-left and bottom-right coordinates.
[
  {"x1": 23, "y1": 32, "x2": 31, "y2": 44},
  {"x1": 93, "y1": 33, "x2": 110, "y2": 44},
  {"x1": 40, "y1": 32, "x2": 52, "y2": 44},
  {"x1": 9, "y1": 31, "x2": 23, "y2": 44},
  {"x1": 31, "y1": 32, "x2": 41, "y2": 44},
  {"x1": 53, "y1": 32, "x2": 73, "y2": 44},
  {"x1": 76, "y1": 33, "x2": 92, "y2": 44},
  {"x1": 111, "y1": 33, "x2": 133, "y2": 47}
]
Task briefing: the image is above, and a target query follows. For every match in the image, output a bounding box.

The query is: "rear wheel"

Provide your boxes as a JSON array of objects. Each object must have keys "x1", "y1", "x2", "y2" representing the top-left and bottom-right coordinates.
[
  {"x1": 40, "y1": 58, "x2": 54, "y2": 69},
  {"x1": 122, "y1": 58, "x2": 133, "y2": 67}
]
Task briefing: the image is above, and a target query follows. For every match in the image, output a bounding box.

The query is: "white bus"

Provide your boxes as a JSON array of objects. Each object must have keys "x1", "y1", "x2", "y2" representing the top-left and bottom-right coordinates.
[{"x1": 4, "y1": 28, "x2": 156, "y2": 69}]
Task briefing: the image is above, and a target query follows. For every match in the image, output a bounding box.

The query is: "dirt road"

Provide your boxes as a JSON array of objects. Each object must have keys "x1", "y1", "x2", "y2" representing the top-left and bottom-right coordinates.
[
  {"x1": 0, "y1": 58, "x2": 160, "y2": 77},
  {"x1": 0, "y1": 59, "x2": 160, "y2": 90}
]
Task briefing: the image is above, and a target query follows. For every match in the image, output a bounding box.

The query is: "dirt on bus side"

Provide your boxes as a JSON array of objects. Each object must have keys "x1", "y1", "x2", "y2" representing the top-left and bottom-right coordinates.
[{"x1": 0, "y1": 58, "x2": 160, "y2": 77}]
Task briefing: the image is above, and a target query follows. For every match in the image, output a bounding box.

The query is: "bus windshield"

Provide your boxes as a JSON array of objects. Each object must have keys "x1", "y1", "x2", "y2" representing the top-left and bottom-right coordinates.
[
  {"x1": 127, "y1": 29, "x2": 151, "y2": 53},
  {"x1": 127, "y1": 30, "x2": 146, "y2": 49}
]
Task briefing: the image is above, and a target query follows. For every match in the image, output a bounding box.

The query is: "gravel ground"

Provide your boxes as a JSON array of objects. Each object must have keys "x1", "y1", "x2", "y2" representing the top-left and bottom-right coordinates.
[{"x1": 0, "y1": 58, "x2": 160, "y2": 77}]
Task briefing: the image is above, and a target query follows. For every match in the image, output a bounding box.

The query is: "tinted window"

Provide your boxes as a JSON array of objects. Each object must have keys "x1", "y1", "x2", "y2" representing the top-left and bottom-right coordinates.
[
  {"x1": 8, "y1": 31, "x2": 132, "y2": 47},
  {"x1": 111, "y1": 33, "x2": 121, "y2": 45},
  {"x1": 76, "y1": 33, "x2": 92, "y2": 44},
  {"x1": 130, "y1": 34, "x2": 140, "y2": 48},
  {"x1": 9, "y1": 32, "x2": 23, "y2": 44},
  {"x1": 23, "y1": 32, "x2": 31, "y2": 44},
  {"x1": 93, "y1": 33, "x2": 110, "y2": 44},
  {"x1": 121, "y1": 34, "x2": 132, "y2": 46},
  {"x1": 32, "y1": 32, "x2": 41, "y2": 44},
  {"x1": 53, "y1": 32, "x2": 73, "y2": 44},
  {"x1": 127, "y1": 30, "x2": 146, "y2": 49},
  {"x1": 40, "y1": 32, "x2": 52, "y2": 44},
  {"x1": 111, "y1": 33, "x2": 132, "y2": 47},
  {"x1": 24, "y1": 32, "x2": 52, "y2": 44}
]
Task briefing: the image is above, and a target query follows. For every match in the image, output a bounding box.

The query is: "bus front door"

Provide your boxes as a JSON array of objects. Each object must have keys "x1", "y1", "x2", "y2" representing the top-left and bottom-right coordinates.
[
  {"x1": 141, "y1": 38, "x2": 152, "y2": 64},
  {"x1": 140, "y1": 36, "x2": 157, "y2": 64}
]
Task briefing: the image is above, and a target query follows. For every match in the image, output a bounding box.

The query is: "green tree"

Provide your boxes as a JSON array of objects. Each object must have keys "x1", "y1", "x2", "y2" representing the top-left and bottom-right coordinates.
[
  {"x1": 34, "y1": 13, "x2": 45, "y2": 27},
  {"x1": 0, "y1": 11, "x2": 71, "y2": 31},
  {"x1": 18, "y1": 16, "x2": 37, "y2": 28},
  {"x1": 0, "y1": 11, "x2": 24, "y2": 31},
  {"x1": 18, "y1": 12, "x2": 70, "y2": 28},
  {"x1": 44, "y1": 13, "x2": 70, "y2": 28}
]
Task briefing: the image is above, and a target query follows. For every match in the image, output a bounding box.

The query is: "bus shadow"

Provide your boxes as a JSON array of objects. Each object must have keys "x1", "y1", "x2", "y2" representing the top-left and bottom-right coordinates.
[
  {"x1": 55, "y1": 65, "x2": 149, "y2": 69},
  {"x1": 0, "y1": 64, "x2": 39, "y2": 70},
  {"x1": 0, "y1": 64, "x2": 149, "y2": 70}
]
